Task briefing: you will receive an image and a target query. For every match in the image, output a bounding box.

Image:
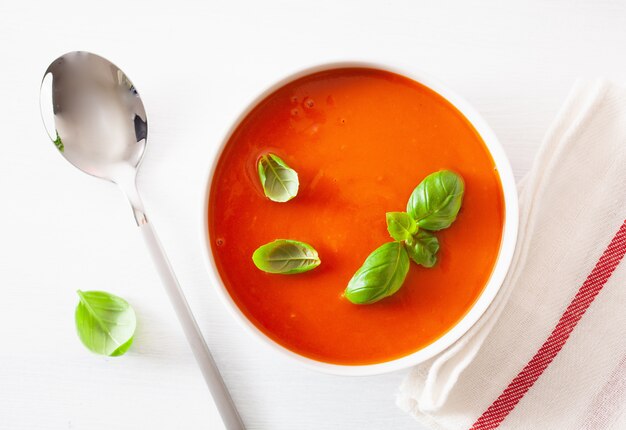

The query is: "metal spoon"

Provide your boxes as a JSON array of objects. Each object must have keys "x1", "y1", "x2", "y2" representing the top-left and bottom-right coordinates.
[{"x1": 40, "y1": 51, "x2": 244, "y2": 430}]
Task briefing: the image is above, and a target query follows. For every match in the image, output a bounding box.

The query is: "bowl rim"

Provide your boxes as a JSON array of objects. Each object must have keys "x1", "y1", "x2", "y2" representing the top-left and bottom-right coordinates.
[{"x1": 200, "y1": 61, "x2": 519, "y2": 376}]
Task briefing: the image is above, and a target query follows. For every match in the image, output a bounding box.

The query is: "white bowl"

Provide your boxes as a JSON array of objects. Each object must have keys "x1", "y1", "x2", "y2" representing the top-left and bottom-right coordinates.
[{"x1": 201, "y1": 62, "x2": 518, "y2": 376}]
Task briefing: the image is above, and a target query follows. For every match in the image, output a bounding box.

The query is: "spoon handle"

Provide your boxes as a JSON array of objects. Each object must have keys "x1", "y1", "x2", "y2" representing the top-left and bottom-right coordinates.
[{"x1": 140, "y1": 221, "x2": 245, "y2": 430}]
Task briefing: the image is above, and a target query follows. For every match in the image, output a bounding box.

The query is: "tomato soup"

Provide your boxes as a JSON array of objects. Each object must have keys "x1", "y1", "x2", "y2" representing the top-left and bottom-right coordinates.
[{"x1": 209, "y1": 68, "x2": 504, "y2": 365}]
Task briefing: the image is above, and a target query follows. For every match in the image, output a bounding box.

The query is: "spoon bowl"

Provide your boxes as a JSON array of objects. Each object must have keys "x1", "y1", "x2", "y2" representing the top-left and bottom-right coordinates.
[{"x1": 40, "y1": 52, "x2": 147, "y2": 185}]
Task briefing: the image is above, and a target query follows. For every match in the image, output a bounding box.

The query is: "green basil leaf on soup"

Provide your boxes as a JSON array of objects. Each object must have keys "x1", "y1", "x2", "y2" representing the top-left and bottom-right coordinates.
[
  {"x1": 386, "y1": 212, "x2": 418, "y2": 241},
  {"x1": 252, "y1": 239, "x2": 321, "y2": 274},
  {"x1": 406, "y1": 230, "x2": 440, "y2": 268},
  {"x1": 344, "y1": 241, "x2": 410, "y2": 305},
  {"x1": 257, "y1": 153, "x2": 299, "y2": 202},
  {"x1": 407, "y1": 170, "x2": 464, "y2": 231},
  {"x1": 75, "y1": 290, "x2": 137, "y2": 357}
]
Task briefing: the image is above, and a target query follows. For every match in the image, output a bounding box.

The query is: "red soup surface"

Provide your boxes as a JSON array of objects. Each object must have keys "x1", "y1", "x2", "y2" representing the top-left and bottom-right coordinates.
[{"x1": 209, "y1": 68, "x2": 504, "y2": 365}]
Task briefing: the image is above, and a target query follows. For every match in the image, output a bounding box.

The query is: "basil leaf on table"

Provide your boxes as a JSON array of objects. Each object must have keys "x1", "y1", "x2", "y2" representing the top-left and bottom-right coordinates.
[
  {"x1": 406, "y1": 230, "x2": 440, "y2": 268},
  {"x1": 407, "y1": 170, "x2": 464, "y2": 230},
  {"x1": 386, "y1": 212, "x2": 418, "y2": 241},
  {"x1": 344, "y1": 241, "x2": 410, "y2": 304},
  {"x1": 257, "y1": 153, "x2": 299, "y2": 202},
  {"x1": 253, "y1": 239, "x2": 321, "y2": 274},
  {"x1": 75, "y1": 290, "x2": 136, "y2": 357}
]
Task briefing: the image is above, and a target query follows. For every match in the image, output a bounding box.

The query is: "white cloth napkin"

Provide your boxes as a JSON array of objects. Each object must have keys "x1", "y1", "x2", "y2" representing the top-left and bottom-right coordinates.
[{"x1": 397, "y1": 80, "x2": 626, "y2": 430}]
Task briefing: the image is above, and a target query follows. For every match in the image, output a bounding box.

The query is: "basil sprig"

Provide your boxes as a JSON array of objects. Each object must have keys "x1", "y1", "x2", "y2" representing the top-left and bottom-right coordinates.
[
  {"x1": 257, "y1": 153, "x2": 299, "y2": 202},
  {"x1": 253, "y1": 239, "x2": 321, "y2": 274},
  {"x1": 345, "y1": 170, "x2": 464, "y2": 304}
]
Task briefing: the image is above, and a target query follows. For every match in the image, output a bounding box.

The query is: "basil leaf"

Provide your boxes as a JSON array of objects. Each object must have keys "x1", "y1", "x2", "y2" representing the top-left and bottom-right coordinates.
[
  {"x1": 252, "y1": 239, "x2": 320, "y2": 274},
  {"x1": 407, "y1": 170, "x2": 464, "y2": 230},
  {"x1": 386, "y1": 212, "x2": 418, "y2": 241},
  {"x1": 75, "y1": 290, "x2": 136, "y2": 357},
  {"x1": 406, "y1": 230, "x2": 440, "y2": 268},
  {"x1": 54, "y1": 131, "x2": 64, "y2": 152},
  {"x1": 344, "y1": 242, "x2": 410, "y2": 304},
  {"x1": 257, "y1": 153, "x2": 299, "y2": 202}
]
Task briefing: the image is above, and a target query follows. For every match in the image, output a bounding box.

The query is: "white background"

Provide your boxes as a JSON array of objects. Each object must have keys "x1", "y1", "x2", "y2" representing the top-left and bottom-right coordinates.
[{"x1": 1, "y1": 1, "x2": 625, "y2": 429}]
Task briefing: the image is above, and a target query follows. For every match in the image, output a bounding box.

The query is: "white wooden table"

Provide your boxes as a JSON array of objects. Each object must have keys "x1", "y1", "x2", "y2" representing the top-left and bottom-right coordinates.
[{"x1": 1, "y1": 1, "x2": 625, "y2": 429}]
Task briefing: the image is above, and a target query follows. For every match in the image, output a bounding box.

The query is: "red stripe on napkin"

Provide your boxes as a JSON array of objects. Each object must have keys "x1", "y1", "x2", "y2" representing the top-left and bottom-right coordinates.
[{"x1": 470, "y1": 219, "x2": 626, "y2": 430}]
